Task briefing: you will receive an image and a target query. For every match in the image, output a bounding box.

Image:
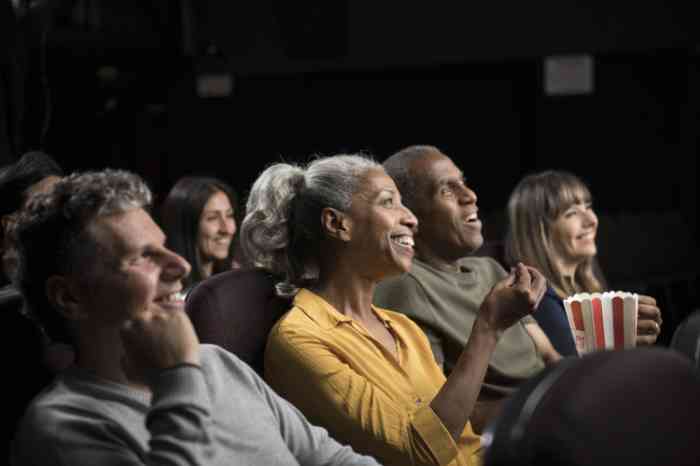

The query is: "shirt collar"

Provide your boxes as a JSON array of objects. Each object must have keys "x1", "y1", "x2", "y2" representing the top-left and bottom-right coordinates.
[{"x1": 294, "y1": 288, "x2": 394, "y2": 331}]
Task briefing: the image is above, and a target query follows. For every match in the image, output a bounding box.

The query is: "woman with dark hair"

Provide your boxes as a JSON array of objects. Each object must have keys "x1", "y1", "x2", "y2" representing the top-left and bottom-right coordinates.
[
  {"x1": 504, "y1": 170, "x2": 662, "y2": 356},
  {"x1": 160, "y1": 176, "x2": 238, "y2": 292},
  {"x1": 241, "y1": 154, "x2": 546, "y2": 466}
]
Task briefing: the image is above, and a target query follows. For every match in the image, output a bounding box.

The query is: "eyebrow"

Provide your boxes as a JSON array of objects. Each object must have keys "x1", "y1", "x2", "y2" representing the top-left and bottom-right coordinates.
[
  {"x1": 374, "y1": 187, "x2": 396, "y2": 198},
  {"x1": 203, "y1": 208, "x2": 234, "y2": 213},
  {"x1": 361, "y1": 187, "x2": 395, "y2": 202},
  {"x1": 436, "y1": 173, "x2": 466, "y2": 186}
]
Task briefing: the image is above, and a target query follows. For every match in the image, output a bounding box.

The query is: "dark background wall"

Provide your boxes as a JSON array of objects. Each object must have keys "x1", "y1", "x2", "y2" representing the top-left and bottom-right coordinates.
[{"x1": 2, "y1": 1, "x2": 698, "y2": 336}]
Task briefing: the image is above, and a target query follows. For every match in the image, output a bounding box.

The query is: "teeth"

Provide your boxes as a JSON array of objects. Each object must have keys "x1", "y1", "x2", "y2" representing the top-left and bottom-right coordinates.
[
  {"x1": 159, "y1": 292, "x2": 183, "y2": 303},
  {"x1": 393, "y1": 235, "x2": 414, "y2": 247}
]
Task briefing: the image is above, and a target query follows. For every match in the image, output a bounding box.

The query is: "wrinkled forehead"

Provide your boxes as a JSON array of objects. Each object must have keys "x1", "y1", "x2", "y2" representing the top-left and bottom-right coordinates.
[
  {"x1": 354, "y1": 168, "x2": 398, "y2": 200},
  {"x1": 412, "y1": 151, "x2": 463, "y2": 190},
  {"x1": 86, "y1": 207, "x2": 162, "y2": 262}
]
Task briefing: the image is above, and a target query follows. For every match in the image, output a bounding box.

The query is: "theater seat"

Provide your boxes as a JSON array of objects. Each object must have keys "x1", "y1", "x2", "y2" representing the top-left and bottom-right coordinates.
[
  {"x1": 670, "y1": 309, "x2": 700, "y2": 369},
  {"x1": 1, "y1": 286, "x2": 53, "y2": 462},
  {"x1": 483, "y1": 348, "x2": 700, "y2": 466},
  {"x1": 185, "y1": 268, "x2": 291, "y2": 376}
]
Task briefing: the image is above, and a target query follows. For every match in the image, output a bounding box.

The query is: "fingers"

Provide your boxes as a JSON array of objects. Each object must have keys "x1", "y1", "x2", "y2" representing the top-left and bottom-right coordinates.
[
  {"x1": 512, "y1": 263, "x2": 547, "y2": 309},
  {"x1": 512, "y1": 263, "x2": 532, "y2": 289},
  {"x1": 120, "y1": 308, "x2": 200, "y2": 376},
  {"x1": 636, "y1": 334, "x2": 659, "y2": 346},
  {"x1": 525, "y1": 266, "x2": 547, "y2": 305},
  {"x1": 493, "y1": 268, "x2": 517, "y2": 291},
  {"x1": 503, "y1": 268, "x2": 517, "y2": 287},
  {"x1": 637, "y1": 318, "x2": 661, "y2": 337},
  {"x1": 635, "y1": 294, "x2": 662, "y2": 346},
  {"x1": 638, "y1": 303, "x2": 662, "y2": 325},
  {"x1": 638, "y1": 294, "x2": 657, "y2": 306},
  {"x1": 636, "y1": 318, "x2": 660, "y2": 346}
]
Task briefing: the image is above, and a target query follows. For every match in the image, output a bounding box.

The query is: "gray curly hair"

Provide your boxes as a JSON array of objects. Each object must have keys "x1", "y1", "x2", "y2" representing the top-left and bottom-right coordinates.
[
  {"x1": 240, "y1": 154, "x2": 382, "y2": 296},
  {"x1": 15, "y1": 169, "x2": 152, "y2": 343}
]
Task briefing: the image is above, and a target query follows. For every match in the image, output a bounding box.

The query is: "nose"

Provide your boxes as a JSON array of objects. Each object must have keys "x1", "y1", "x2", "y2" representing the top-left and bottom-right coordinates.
[
  {"x1": 220, "y1": 216, "x2": 236, "y2": 236},
  {"x1": 584, "y1": 208, "x2": 598, "y2": 228},
  {"x1": 458, "y1": 185, "x2": 478, "y2": 205},
  {"x1": 161, "y1": 248, "x2": 192, "y2": 283},
  {"x1": 400, "y1": 205, "x2": 419, "y2": 232}
]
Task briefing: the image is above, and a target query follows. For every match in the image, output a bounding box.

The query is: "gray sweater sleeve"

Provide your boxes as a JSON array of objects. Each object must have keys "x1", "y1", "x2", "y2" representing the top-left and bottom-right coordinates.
[
  {"x1": 251, "y1": 363, "x2": 382, "y2": 466},
  {"x1": 12, "y1": 365, "x2": 218, "y2": 466}
]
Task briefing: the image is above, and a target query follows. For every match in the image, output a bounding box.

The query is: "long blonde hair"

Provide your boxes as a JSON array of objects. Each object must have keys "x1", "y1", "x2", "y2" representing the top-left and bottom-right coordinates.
[{"x1": 505, "y1": 170, "x2": 606, "y2": 298}]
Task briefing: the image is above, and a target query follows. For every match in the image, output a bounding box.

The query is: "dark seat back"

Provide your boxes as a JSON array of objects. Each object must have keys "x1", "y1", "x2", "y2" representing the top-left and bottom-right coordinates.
[
  {"x1": 670, "y1": 309, "x2": 700, "y2": 369},
  {"x1": 1, "y1": 286, "x2": 53, "y2": 462},
  {"x1": 185, "y1": 268, "x2": 291, "y2": 376},
  {"x1": 484, "y1": 348, "x2": 700, "y2": 466}
]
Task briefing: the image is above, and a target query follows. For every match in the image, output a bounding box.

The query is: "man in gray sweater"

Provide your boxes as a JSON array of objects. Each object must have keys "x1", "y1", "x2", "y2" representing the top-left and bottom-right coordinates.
[{"x1": 11, "y1": 169, "x2": 380, "y2": 466}]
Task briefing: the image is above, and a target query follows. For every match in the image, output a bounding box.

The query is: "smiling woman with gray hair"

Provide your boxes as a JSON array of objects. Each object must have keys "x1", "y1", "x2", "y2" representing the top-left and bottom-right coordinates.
[{"x1": 242, "y1": 153, "x2": 547, "y2": 466}]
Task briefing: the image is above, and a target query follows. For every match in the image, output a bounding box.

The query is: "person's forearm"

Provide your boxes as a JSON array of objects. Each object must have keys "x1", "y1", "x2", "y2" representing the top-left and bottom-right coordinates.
[
  {"x1": 524, "y1": 322, "x2": 562, "y2": 365},
  {"x1": 430, "y1": 317, "x2": 499, "y2": 440}
]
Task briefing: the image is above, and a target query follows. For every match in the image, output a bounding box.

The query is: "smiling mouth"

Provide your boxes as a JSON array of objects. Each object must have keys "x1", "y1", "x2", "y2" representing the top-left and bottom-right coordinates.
[
  {"x1": 465, "y1": 211, "x2": 479, "y2": 222},
  {"x1": 155, "y1": 291, "x2": 184, "y2": 305},
  {"x1": 462, "y1": 213, "x2": 482, "y2": 229},
  {"x1": 391, "y1": 234, "x2": 414, "y2": 252}
]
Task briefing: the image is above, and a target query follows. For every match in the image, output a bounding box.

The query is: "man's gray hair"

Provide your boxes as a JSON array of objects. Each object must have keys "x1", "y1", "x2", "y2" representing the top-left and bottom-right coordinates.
[{"x1": 15, "y1": 169, "x2": 152, "y2": 343}]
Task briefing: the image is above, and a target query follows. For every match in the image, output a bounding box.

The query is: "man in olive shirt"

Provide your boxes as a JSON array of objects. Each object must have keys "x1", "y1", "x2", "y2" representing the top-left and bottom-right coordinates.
[{"x1": 375, "y1": 145, "x2": 561, "y2": 431}]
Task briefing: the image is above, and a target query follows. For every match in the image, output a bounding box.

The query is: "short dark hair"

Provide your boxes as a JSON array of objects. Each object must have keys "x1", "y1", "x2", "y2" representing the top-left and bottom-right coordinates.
[
  {"x1": 382, "y1": 145, "x2": 440, "y2": 211},
  {"x1": 15, "y1": 169, "x2": 151, "y2": 343},
  {"x1": 0, "y1": 151, "x2": 63, "y2": 219},
  {"x1": 159, "y1": 176, "x2": 238, "y2": 289}
]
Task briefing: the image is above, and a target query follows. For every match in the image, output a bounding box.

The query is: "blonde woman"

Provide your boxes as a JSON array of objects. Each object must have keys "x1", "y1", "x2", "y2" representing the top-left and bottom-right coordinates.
[{"x1": 505, "y1": 170, "x2": 662, "y2": 356}]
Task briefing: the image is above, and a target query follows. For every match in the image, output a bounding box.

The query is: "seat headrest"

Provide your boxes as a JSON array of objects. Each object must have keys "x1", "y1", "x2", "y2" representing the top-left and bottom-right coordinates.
[{"x1": 484, "y1": 348, "x2": 700, "y2": 466}]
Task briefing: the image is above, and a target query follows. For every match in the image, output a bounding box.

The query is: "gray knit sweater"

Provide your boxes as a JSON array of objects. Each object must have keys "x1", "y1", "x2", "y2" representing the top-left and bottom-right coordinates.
[{"x1": 12, "y1": 344, "x2": 381, "y2": 466}]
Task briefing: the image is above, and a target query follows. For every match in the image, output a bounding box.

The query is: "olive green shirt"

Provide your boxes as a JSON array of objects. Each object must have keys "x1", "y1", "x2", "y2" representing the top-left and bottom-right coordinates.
[{"x1": 374, "y1": 257, "x2": 544, "y2": 397}]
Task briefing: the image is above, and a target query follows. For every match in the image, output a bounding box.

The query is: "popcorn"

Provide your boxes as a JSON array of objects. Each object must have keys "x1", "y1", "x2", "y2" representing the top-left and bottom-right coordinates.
[{"x1": 563, "y1": 292, "x2": 638, "y2": 355}]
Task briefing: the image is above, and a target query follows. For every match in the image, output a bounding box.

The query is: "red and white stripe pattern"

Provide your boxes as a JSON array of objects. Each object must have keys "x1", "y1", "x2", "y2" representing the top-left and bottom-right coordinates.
[{"x1": 563, "y1": 292, "x2": 638, "y2": 355}]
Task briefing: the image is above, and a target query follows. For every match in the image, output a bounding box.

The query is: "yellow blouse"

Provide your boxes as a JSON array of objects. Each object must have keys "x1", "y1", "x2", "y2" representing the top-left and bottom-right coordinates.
[{"x1": 265, "y1": 289, "x2": 482, "y2": 466}]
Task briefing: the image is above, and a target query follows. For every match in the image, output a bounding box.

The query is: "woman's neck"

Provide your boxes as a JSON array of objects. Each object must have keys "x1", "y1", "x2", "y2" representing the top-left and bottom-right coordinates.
[
  {"x1": 314, "y1": 268, "x2": 376, "y2": 322},
  {"x1": 200, "y1": 260, "x2": 214, "y2": 279},
  {"x1": 553, "y1": 256, "x2": 579, "y2": 283}
]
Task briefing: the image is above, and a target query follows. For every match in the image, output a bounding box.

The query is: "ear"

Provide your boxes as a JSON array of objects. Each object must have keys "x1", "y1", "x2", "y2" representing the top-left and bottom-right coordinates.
[
  {"x1": 321, "y1": 207, "x2": 352, "y2": 242},
  {"x1": 46, "y1": 275, "x2": 87, "y2": 321}
]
